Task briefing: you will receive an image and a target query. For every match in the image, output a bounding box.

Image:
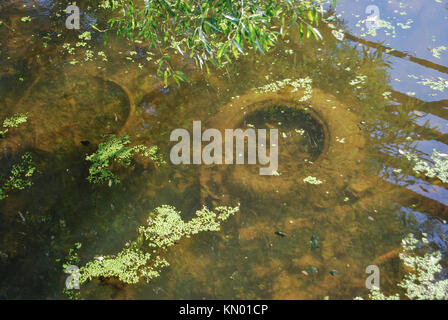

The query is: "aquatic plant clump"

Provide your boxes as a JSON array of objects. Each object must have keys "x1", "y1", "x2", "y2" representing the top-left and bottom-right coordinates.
[
  {"x1": 141, "y1": 205, "x2": 240, "y2": 247},
  {"x1": 430, "y1": 46, "x2": 447, "y2": 59},
  {"x1": 80, "y1": 248, "x2": 167, "y2": 284},
  {"x1": 86, "y1": 134, "x2": 165, "y2": 185},
  {"x1": 78, "y1": 204, "x2": 239, "y2": 285},
  {"x1": 0, "y1": 113, "x2": 28, "y2": 137},
  {"x1": 0, "y1": 153, "x2": 35, "y2": 200},
  {"x1": 0, "y1": 114, "x2": 34, "y2": 200},
  {"x1": 398, "y1": 235, "x2": 448, "y2": 300},
  {"x1": 404, "y1": 149, "x2": 448, "y2": 184},
  {"x1": 253, "y1": 77, "x2": 313, "y2": 102},
  {"x1": 408, "y1": 74, "x2": 448, "y2": 93},
  {"x1": 303, "y1": 176, "x2": 323, "y2": 185},
  {"x1": 359, "y1": 234, "x2": 448, "y2": 300}
]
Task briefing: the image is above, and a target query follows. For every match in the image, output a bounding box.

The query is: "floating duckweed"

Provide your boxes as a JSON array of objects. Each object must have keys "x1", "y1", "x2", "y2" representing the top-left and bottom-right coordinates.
[
  {"x1": 78, "y1": 31, "x2": 92, "y2": 41},
  {"x1": 404, "y1": 149, "x2": 448, "y2": 183},
  {"x1": 295, "y1": 128, "x2": 305, "y2": 136},
  {"x1": 358, "y1": 234, "x2": 448, "y2": 300},
  {"x1": 86, "y1": 134, "x2": 165, "y2": 185},
  {"x1": 0, "y1": 113, "x2": 28, "y2": 137},
  {"x1": 417, "y1": 76, "x2": 448, "y2": 92},
  {"x1": 430, "y1": 46, "x2": 447, "y2": 59},
  {"x1": 0, "y1": 153, "x2": 36, "y2": 201},
  {"x1": 303, "y1": 176, "x2": 323, "y2": 185},
  {"x1": 62, "y1": 43, "x2": 75, "y2": 55},
  {"x1": 397, "y1": 19, "x2": 414, "y2": 29},
  {"x1": 79, "y1": 204, "x2": 239, "y2": 285},
  {"x1": 80, "y1": 247, "x2": 165, "y2": 284},
  {"x1": 142, "y1": 205, "x2": 239, "y2": 247},
  {"x1": 363, "y1": 19, "x2": 396, "y2": 38},
  {"x1": 349, "y1": 75, "x2": 367, "y2": 87},
  {"x1": 331, "y1": 29, "x2": 345, "y2": 41},
  {"x1": 253, "y1": 77, "x2": 313, "y2": 102},
  {"x1": 382, "y1": 91, "x2": 392, "y2": 99},
  {"x1": 97, "y1": 51, "x2": 108, "y2": 61},
  {"x1": 0, "y1": 114, "x2": 34, "y2": 200},
  {"x1": 85, "y1": 50, "x2": 94, "y2": 61}
]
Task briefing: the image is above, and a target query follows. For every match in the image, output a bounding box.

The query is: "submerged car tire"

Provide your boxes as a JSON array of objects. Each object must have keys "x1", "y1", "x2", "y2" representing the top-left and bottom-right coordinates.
[{"x1": 200, "y1": 87, "x2": 368, "y2": 205}]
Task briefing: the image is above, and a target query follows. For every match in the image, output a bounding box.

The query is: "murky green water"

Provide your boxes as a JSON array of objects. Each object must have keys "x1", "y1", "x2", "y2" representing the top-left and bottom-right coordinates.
[{"x1": 0, "y1": 0, "x2": 447, "y2": 299}]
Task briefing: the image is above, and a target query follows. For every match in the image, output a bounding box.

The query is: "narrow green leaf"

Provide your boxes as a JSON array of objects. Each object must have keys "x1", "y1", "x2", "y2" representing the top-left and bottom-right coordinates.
[
  {"x1": 164, "y1": 70, "x2": 168, "y2": 87},
  {"x1": 233, "y1": 39, "x2": 244, "y2": 54},
  {"x1": 223, "y1": 14, "x2": 238, "y2": 22},
  {"x1": 255, "y1": 38, "x2": 265, "y2": 54}
]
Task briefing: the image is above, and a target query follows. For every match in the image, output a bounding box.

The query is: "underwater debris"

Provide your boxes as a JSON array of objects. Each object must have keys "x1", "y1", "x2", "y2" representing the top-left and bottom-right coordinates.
[
  {"x1": 412, "y1": 111, "x2": 425, "y2": 117},
  {"x1": 306, "y1": 266, "x2": 318, "y2": 275},
  {"x1": 358, "y1": 121, "x2": 368, "y2": 130},
  {"x1": 275, "y1": 231, "x2": 287, "y2": 237},
  {"x1": 329, "y1": 270, "x2": 338, "y2": 276},
  {"x1": 310, "y1": 235, "x2": 319, "y2": 250}
]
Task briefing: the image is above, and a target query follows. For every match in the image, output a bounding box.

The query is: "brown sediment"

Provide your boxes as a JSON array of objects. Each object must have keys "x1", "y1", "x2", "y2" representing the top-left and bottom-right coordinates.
[
  {"x1": 0, "y1": 71, "x2": 41, "y2": 154},
  {"x1": 14, "y1": 70, "x2": 41, "y2": 111},
  {"x1": 0, "y1": 20, "x2": 14, "y2": 32},
  {"x1": 238, "y1": 221, "x2": 275, "y2": 246},
  {"x1": 281, "y1": 217, "x2": 312, "y2": 234},
  {"x1": 272, "y1": 270, "x2": 306, "y2": 299}
]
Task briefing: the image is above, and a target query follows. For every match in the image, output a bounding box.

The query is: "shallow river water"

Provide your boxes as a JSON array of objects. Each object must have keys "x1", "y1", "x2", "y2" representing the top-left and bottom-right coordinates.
[{"x1": 0, "y1": 0, "x2": 447, "y2": 299}]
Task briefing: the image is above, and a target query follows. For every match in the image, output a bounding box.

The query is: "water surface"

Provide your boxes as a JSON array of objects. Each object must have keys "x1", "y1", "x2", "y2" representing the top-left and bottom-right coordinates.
[{"x1": 0, "y1": 0, "x2": 447, "y2": 299}]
